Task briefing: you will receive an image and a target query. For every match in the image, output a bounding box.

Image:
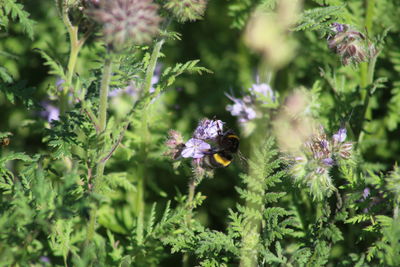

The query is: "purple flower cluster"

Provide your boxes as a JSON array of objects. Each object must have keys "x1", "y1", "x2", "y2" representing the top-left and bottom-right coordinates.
[
  {"x1": 181, "y1": 118, "x2": 223, "y2": 159},
  {"x1": 288, "y1": 126, "x2": 354, "y2": 200},
  {"x1": 165, "y1": 118, "x2": 228, "y2": 177},
  {"x1": 327, "y1": 23, "x2": 377, "y2": 65},
  {"x1": 226, "y1": 82, "x2": 276, "y2": 124}
]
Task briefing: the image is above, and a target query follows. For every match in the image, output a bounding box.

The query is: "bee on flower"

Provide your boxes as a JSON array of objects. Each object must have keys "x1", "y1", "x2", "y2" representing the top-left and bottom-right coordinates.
[{"x1": 165, "y1": 118, "x2": 240, "y2": 180}]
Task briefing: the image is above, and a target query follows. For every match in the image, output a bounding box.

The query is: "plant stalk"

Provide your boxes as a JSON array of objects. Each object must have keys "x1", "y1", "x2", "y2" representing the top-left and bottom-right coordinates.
[
  {"x1": 86, "y1": 55, "x2": 113, "y2": 242},
  {"x1": 183, "y1": 178, "x2": 197, "y2": 267},
  {"x1": 357, "y1": 0, "x2": 377, "y2": 142}
]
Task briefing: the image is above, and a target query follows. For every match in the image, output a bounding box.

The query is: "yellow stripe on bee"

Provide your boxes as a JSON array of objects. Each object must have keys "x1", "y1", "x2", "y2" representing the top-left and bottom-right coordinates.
[
  {"x1": 227, "y1": 134, "x2": 239, "y2": 140},
  {"x1": 213, "y1": 153, "x2": 232, "y2": 167}
]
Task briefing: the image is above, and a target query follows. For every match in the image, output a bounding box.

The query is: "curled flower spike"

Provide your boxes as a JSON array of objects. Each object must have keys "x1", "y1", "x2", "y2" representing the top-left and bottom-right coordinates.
[
  {"x1": 181, "y1": 138, "x2": 211, "y2": 159},
  {"x1": 287, "y1": 126, "x2": 354, "y2": 201},
  {"x1": 89, "y1": 0, "x2": 161, "y2": 50},
  {"x1": 248, "y1": 82, "x2": 276, "y2": 104},
  {"x1": 225, "y1": 93, "x2": 257, "y2": 123},
  {"x1": 193, "y1": 118, "x2": 224, "y2": 140},
  {"x1": 331, "y1": 128, "x2": 353, "y2": 160},
  {"x1": 327, "y1": 23, "x2": 377, "y2": 65},
  {"x1": 165, "y1": 130, "x2": 185, "y2": 160},
  {"x1": 225, "y1": 82, "x2": 276, "y2": 131}
]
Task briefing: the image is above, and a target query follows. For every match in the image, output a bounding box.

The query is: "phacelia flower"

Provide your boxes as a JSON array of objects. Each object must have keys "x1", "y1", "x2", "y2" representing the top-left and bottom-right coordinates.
[
  {"x1": 287, "y1": 126, "x2": 354, "y2": 201},
  {"x1": 226, "y1": 81, "x2": 276, "y2": 131},
  {"x1": 327, "y1": 23, "x2": 377, "y2": 65},
  {"x1": 193, "y1": 118, "x2": 223, "y2": 140},
  {"x1": 249, "y1": 82, "x2": 276, "y2": 104},
  {"x1": 331, "y1": 128, "x2": 353, "y2": 160},
  {"x1": 181, "y1": 138, "x2": 211, "y2": 159},
  {"x1": 333, "y1": 128, "x2": 347, "y2": 143},
  {"x1": 164, "y1": 0, "x2": 207, "y2": 23},
  {"x1": 40, "y1": 101, "x2": 60, "y2": 123},
  {"x1": 166, "y1": 118, "x2": 236, "y2": 181},
  {"x1": 165, "y1": 129, "x2": 185, "y2": 160},
  {"x1": 89, "y1": 0, "x2": 161, "y2": 50},
  {"x1": 226, "y1": 93, "x2": 257, "y2": 123}
]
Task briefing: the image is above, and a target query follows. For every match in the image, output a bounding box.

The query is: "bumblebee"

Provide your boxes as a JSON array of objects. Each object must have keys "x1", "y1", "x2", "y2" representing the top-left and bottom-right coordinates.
[
  {"x1": 205, "y1": 129, "x2": 240, "y2": 168},
  {"x1": 0, "y1": 137, "x2": 10, "y2": 147}
]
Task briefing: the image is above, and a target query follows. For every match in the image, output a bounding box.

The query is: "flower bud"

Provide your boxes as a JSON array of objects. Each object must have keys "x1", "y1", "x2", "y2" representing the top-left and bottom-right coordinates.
[{"x1": 164, "y1": 0, "x2": 207, "y2": 23}]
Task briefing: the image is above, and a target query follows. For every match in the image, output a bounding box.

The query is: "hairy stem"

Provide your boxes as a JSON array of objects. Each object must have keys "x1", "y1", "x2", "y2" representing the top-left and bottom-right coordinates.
[
  {"x1": 183, "y1": 178, "x2": 197, "y2": 267},
  {"x1": 360, "y1": 0, "x2": 375, "y2": 89},
  {"x1": 86, "y1": 55, "x2": 113, "y2": 242},
  {"x1": 142, "y1": 39, "x2": 164, "y2": 95},
  {"x1": 357, "y1": 0, "x2": 377, "y2": 142}
]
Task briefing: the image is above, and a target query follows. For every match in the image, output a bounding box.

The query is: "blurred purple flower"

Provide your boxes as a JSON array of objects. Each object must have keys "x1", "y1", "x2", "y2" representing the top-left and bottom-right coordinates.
[
  {"x1": 149, "y1": 63, "x2": 162, "y2": 93},
  {"x1": 333, "y1": 128, "x2": 347, "y2": 143},
  {"x1": 249, "y1": 82, "x2": 275, "y2": 103},
  {"x1": 322, "y1": 157, "x2": 334, "y2": 167},
  {"x1": 40, "y1": 256, "x2": 50, "y2": 263},
  {"x1": 331, "y1": 22, "x2": 346, "y2": 33},
  {"x1": 40, "y1": 101, "x2": 60, "y2": 122},
  {"x1": 363, "y1": 187, "x2": 370, "y2": 199},
  {"x1": 56, "y1": 78, "x2": 65, "y2": 91},
  {"x1": 225, "y1": 93, "x2": 257, "y2": 123},
  {"x1": 109, "y1": 84, "x2": 138, "y2": 98},
  {"x1": 181, "y1": 138, "x2": 211, "y2": 159},
  {"x1": 193, "y1": 119, "x2": 223, "y2": 140}
]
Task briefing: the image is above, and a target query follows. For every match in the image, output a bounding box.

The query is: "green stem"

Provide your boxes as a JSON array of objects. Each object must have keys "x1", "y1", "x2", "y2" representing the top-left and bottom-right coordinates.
[
  {"x1": 86, "y1": 54, "x2": 113, "y2": 242},
  {"x1": 394, "y1": 199, "x2": 399, "y2": 219},
  {"x1": 142, "y1": 39, "x2": 164, "y2": 95},
  {"x1": 357, "y1": 0, "x2": 377, "y2": 142},
  {"x1": 183, "y1": 179, "x2": 196, "y2": 267},
  {"x1": 60, "y1": 1, "x2": 82, "y2": 115},
  {"x1": 365, "y1": 0, "x2": 375, "y2": 35},
  {"x1": 360, "y1": 0, "x2": 375, "y2": 89}
]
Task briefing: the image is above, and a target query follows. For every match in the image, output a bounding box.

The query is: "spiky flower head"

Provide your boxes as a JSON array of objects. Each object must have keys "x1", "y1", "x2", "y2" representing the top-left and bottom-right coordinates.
[
  {"x1": 327, "y1": 23, "x2": 377, "y2": 65},
  {"x1": 165, "y1": 130, "x2": 185, "y2": 160},
  {"x1": 89, "y1": 0, "x2": 161, "y2": 50},
  {"x1": 193, "y1": 118, "x2": 223, "y2": 141},
  {"x1": 287, "y1": 126, "x2": 353, "y2": 201},
  {"x1": 164, "y1": 0, "x2": 207, "y2": 23}
]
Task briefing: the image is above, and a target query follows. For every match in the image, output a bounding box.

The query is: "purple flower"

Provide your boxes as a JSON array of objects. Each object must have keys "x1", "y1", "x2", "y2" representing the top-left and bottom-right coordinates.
[
  {"x1": 193, "y1": 119, "x2": 224, "y2": 140},
  {"x1": 40, "y1": 256, "x2": 50, "y2": 263},
  {"x1": 181, "y1": 138, "x2": 211, "y2": 159},
  {"x1": 149, "y1": 63, "x2": 162, "y2": 93},
  {"x1": 331, "y1": 22, "x2": 346, "y2": 33},
  {"x1": 40, "y1": 101, "x2": 60, "y2": 122},
  {"x1": 322, "y1": 157, "x2": 334, "y2": 167},
  {"x1": 56, "y1": 78, "x2": 65, "y2": 91},
  {"x1": 363, "y1": 187, "x2": 370, "y2": 199},
  {"x1": 333, "y1": 128, "x2": 347, "y2": 143},
  {"x1": 225, "y1": 93, "x2": 257, "y2": 123},
  {"x1": 249, "y1": 83, "x2": 275, "y2": 103}
]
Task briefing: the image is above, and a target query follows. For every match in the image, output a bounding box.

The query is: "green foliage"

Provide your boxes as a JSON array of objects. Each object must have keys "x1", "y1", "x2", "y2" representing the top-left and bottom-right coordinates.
[
  {"x1": 294, "y1": 5, "x2": 345, "y2": 34},
  {"x1": 1, "y1": 0, "x2": 400, "y2": 265},
  {"x1": 0, "y1": 80, "x2": 38, "y2": 108},
  {"x1": 0, "y1": 0, "x2": 35, "y2": 39}
]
